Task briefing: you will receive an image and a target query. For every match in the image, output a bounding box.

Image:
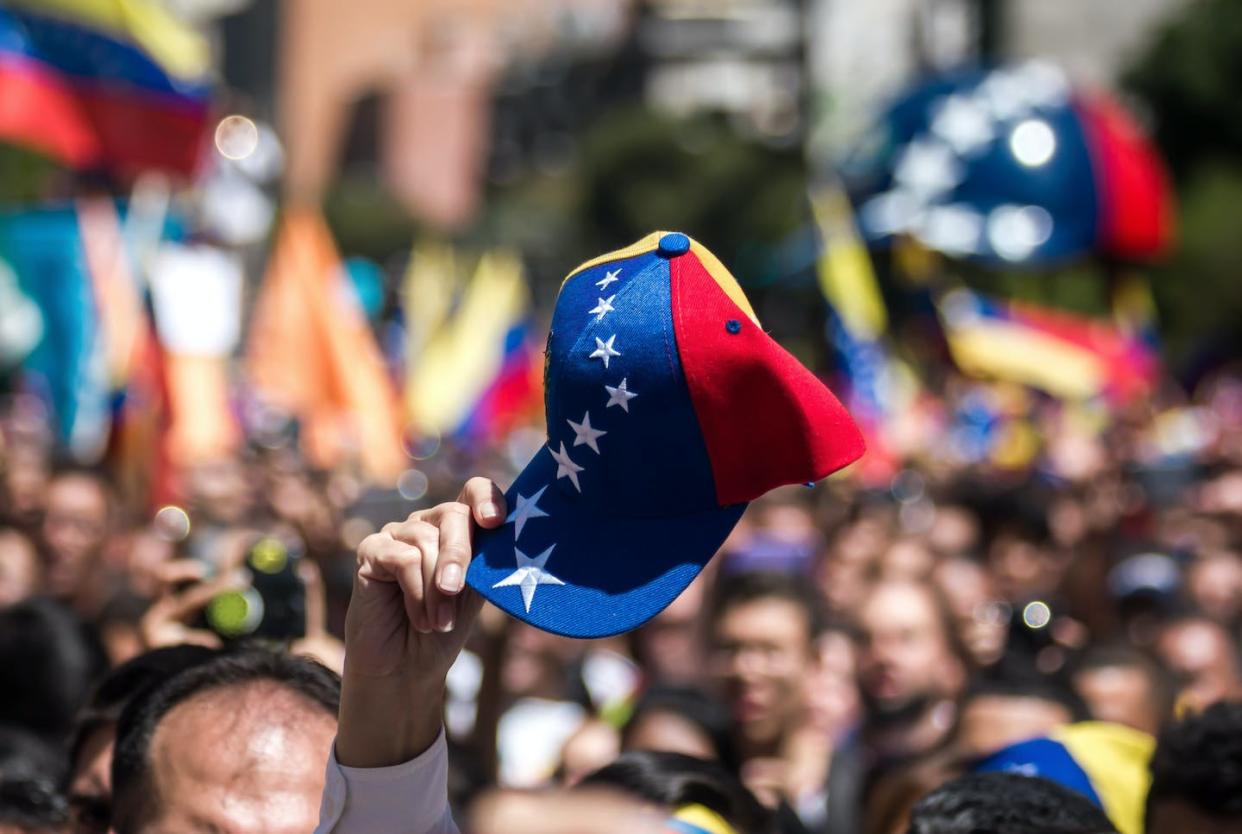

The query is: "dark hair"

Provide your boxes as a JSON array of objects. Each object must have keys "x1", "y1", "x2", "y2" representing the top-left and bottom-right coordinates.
[
  {"x1": 1146, "y1": 700, "x2": 1242, "y2": 821},
  {"x1": 0, "y1": 724, "x2": 69, "y2": 834},
  {"x1": 0, "y1": 776, "x2": 69, "y2": 833},
  {"x1": 110, "y1": 648, "x2": 340, "y2": 833},
  {"x1": 622, "y1": 685, "x2": 736, "y2": 768},
  {"x1": 907, "y1": 772, "x2": 1116, "y2": 834},
  {"x1": 963, "y1": 653, "x2": 1089, "y2": 722},
  {"x1": 0, "y1": 598, "x2": 103, "y2": 744},
  {"x1": 580, "y1": 750, "x2": 776, "y2": 834},
  {"x1": 708, "y1": 571, "x2": 826, "y2": 640},
  {"x1": 69, "y1": 645, "x2": 218, "y2": 774}
]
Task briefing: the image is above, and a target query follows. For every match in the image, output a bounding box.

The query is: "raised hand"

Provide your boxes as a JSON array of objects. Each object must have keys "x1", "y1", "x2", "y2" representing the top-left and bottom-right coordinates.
[{"x1": 336, "y1": 477, "x2": 506, "y2": 767}]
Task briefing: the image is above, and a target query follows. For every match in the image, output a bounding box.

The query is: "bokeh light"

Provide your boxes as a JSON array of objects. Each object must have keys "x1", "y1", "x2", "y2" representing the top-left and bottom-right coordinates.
[
  {"x1": 1022, "y1": 600, "x2": 1052, "y2": 629},
  {"x1": 397, "y1": 468, "x2": 430, "y2": 501},
  {"x1": 1009, "y1": 118, "x2": 1057, "y2": 167},
  {"x1": 153, "y1": 505, "x2": 191, "y2": 542},
  {"x1": 215, "y1": 115, "x2": 259, "y2": 160}
]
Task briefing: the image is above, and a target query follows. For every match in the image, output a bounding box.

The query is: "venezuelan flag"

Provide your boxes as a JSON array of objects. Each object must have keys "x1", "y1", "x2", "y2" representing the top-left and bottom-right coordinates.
[
  {"x1": 0, "y1": 0, "x2": 211, "y2": 177},
  {"x1": 404, "y1": 249, "x2": 542, "y2": 444},
  {"x1": 939, "y1": 288, "x2": 1158, "y2": 404}
]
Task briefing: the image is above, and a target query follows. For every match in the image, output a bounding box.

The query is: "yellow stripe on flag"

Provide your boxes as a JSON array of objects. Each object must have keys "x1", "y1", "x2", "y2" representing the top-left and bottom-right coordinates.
[
  {"x1": 405, "y1": 251, "x2": 529, "y2": 436},
  {"x1": 1051, "y1": 723, "x2": 1153, "y2": 834},
  {"x1": 10, "y1": 0, "x2": 211, "y2": 79},
  {"x1": 810, "y1": 187, "x2": 887, "y2": 340}
]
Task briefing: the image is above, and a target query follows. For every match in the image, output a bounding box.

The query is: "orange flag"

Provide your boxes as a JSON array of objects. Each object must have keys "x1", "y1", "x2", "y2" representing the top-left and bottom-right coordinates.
[{"x1": 246, "y1": 208, "x2": 405, "y2": 483}]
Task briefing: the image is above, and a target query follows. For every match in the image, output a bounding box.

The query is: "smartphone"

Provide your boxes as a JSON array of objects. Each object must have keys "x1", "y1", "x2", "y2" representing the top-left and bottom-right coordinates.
[{"x1": 204, "y1": 536, "x2": 306, "y2": 642}]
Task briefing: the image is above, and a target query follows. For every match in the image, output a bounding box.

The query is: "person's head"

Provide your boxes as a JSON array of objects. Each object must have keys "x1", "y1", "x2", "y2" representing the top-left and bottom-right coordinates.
[
  {"x1": 706, "y1": 571, "x2": 824, "y2": 752},
  {"x1": 630, "y1": 576, "x2": 708, "y2": 685},
  {"x1": 110, "y1": 649, "x2": 340, "y2": 834},
  {"x1": 1153, "y1": 615, "x2": 1242, "y2": 712},
  {"x1": 0, "y1": 598, "x2": 100, "y2": 743},
  {"x1": 0, "y1": 725, "x2": 69, "y2": 834},
  {"x1": 67, "y1": 645, "x2": 217, "y2": 834},
  {"x1": 1070, "y1": 645, "x2": 1171, "y2": 736},
  {"x1": 855, "y1": 580, "x2": 968, "y2": 730},
  {"x1": 622, "y1": 685, "x2": 734, "y2": 766},
  {"x1": 1146, "y1": 701, "x2": 1242, "y2": 834},
  {"x1": 907, "y1": 772, "x2": 1116, "y2": 834},
  {"x1": 40, "y1": 467, "x2": 110, "y2": 601},
  {"x1": 580, "y1": 750, "x2": 776, "y2": 834},
  {"x1": 1185, "y1": 550, "x2": 1242, "y2": 626},
  {"x1": 1, "y1": 443, "x2": 49, "y2": 530},
  {"x1": 932, "y1": 555, "x2": 1008, "y2": 668},
  {"x1": 184, "y1": 456, "x2": 253, "y2": 526},
  {"x1": 955, "y1": 657, "x2": 1086, "y2": 758},
  {"x1": 0, "y1": 527, "x2": 39, "y2": 606},
  {"x1": 0, "y1": 778, "x2": 69, "y2": 834},
  {"x1": 979, "y1": 487, "x2": 1066, "y2": 602}
]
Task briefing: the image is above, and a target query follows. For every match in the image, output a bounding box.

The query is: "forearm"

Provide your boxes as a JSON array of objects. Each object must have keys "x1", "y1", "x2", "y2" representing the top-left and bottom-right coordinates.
[{"x1": 335, "y1": 669, "x2": 445, "y2": 768}]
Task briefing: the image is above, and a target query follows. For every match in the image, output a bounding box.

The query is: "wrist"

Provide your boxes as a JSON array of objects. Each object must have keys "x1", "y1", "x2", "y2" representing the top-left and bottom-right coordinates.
[{"x1": 336, "y1": 668, "x2": 446, "y2": 768}]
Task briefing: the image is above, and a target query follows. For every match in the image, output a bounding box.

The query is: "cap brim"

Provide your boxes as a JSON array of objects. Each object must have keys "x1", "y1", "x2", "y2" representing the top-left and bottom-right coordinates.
[{"x1": 466, "y1": 446, "x2": 746, "y2": 638}]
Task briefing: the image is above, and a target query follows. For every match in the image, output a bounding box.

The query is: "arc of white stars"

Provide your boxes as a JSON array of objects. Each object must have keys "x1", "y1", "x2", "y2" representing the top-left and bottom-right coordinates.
[
  {"x1": 588, "y1": 295, "x2": 616, "y2": 322},
  {"x1": 506, "y1": 485, "x2": 549, "y2": 540},
  {"x1": 589, "y1": 335, "x2": 620, "y2": 369},
  {"x1": 549, "y1": 442, "x2": 584, "y2": 492},
  {"x1": 491, "y1": 544, "x2": 563, "y2": 613},
  {"x1": 604, "y1": 378, "x2": 638, "y2": 412},
  {"x1": 596, "y1": 269, "x2": 620, "y2": 290},
  {"x1": 567, "y1": 412, "x2": 607, "y2": 454}
]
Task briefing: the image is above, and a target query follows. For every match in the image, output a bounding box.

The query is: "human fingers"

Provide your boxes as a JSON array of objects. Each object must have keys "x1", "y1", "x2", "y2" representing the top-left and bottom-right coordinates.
[
  {"x1": 359, "y1": 530, "x2": 431, "y2": 633},
  {"x1": 457, "y1": 477, "x2": 506, "y2": 528}
]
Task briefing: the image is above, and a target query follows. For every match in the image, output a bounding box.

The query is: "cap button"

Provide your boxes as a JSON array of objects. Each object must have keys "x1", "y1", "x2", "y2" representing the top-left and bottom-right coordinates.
[{"x1": 657, "y1": 232, "x2": 691, "y2": 258}]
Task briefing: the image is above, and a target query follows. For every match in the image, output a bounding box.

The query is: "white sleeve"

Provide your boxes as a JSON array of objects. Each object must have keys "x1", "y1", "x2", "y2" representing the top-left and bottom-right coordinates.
[{"x1": 314, "y1": 729, "x2": 459, "y2": 834}]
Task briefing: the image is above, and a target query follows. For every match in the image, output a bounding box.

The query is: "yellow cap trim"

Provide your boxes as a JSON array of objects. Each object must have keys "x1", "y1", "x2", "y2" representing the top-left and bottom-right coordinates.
[
  {"x1": 564, "y1": 232, "x2": 759, "y2": 325},
  {"x1": 563, "y1": 231, "x2": 664, "y2": 284}
]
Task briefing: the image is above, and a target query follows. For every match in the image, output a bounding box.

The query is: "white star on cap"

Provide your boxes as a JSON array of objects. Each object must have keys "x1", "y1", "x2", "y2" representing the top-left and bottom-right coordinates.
[
  {"x1": 567, "y1": 412, "x2": 606, "y2": 454},
  {"x1": 507, "y1": 485, "x2": 550, "y2": 540},
  {"x1": 549, "y1": 442, "x2": 584, "y2": 492},
  {"x1": 588, "y1": 295, "x2": 616, "y2": 322},
  {"x1": 605, "y1": 378, "x2": 638, "y2": 412},
  {"x1": 491, "y1": 545, "x2": 564, "y2": 613},
  {"x1": 596, "y1": 269, "x2": 620, "y2": 290},
  {"x1": 589, "y1": 335, "x2": 620, "y2": 369}
]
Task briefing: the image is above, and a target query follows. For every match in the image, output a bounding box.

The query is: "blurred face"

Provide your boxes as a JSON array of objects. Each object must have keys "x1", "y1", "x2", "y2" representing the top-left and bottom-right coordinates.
[
  {"x1": 933, "y1": 559, "x2": 1008, "y2": 667},
  {"x1": 1187, "y1": 553, "x2": 1242, "y2": 625},
  {"x1": 0, "y1": 529, "x2": 39, "y2": 605},
  {"x1": 710, "y1": 598, "x2": 815, "y2": 750},
  {"x1": 956, "y1": 695, "x2": 1072, "y2": 758},
  {"x1": 624, "y1": 710, "x2": 717, "y2": 761},
  {"x1": 187, "y1": 458, "x2": 252, "y2": 526},
  {"x1": 633, "y1": 579, "x2": 705, "y2": 684},
  {"x1": 988, "y1": 533, "x2": 1067, "y2": 601},
  {"x1": 856, "y1": 583, "x2": 964, "y2": 719},
  {"x1": 2, "y1": 447, "x2": 48, "y2": 525},
  {"x1": 41, "y1": 474, "x2": 108, "y2": 598},
  {"x1": 121, "y1": 686, "x2": 335, "y2": 834},
  {"x1": 1155, "y1": 621, "x2": 1242, "y2": 712},
  {"x1": 1073, "y1": 665, "x2": 1162, "y2": 735}
]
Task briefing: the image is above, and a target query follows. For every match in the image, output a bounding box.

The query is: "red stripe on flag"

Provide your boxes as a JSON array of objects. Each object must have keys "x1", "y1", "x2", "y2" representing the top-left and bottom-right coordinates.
[{"x1": 0, "y1": 54, "x2": 100, "y2": 166}]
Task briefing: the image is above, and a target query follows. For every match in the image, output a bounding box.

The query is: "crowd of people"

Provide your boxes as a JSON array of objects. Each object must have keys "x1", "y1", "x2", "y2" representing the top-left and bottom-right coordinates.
[{"x1": 1, "y1": 363, "x2": 1241, "y2": 834}]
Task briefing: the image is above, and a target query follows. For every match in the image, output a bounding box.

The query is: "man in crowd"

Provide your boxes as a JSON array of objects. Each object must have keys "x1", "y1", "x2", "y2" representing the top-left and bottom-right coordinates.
[
  {"x1": 1070, "y1": 645, "x2": 1170, "y2": 735},
  {"x1": 705, "y1": 571, "x2": 837, "y2": 827},
  {"x1": 1152, "y1": 614, "x2": 1242, "y2": 712},
  {"x1": 854, "y1": 580, "x2": 968, "y2": 767},
  {"x1": 39, "y1": 467, "x2": 111, "y2": 617},
  {"x1": 109, "y1": 650, "x2": 340, "y2": 834}
]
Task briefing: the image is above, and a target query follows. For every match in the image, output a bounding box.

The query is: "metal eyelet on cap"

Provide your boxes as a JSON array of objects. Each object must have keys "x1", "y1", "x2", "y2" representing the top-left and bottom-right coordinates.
[{"x1": 725, "y1": 319, "x2": 742, "y2": 334}]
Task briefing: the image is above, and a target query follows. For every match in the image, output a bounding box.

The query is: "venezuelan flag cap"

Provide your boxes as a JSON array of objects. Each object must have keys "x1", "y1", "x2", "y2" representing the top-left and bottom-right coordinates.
[{"x1": 465, "y1": 232, "x2": 864, "y2": 637}]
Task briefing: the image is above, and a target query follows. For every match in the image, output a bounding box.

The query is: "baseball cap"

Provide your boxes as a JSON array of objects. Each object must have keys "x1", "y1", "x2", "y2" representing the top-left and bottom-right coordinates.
[{"x1": 465, "y1": 232, "x2": 864, "y2": 637}]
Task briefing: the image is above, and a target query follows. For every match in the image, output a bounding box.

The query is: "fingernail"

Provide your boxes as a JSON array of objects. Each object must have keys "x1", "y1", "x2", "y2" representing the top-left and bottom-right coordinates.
[
  {"x1": 480, "y1": 502, "x2": 501, "y2": 521},
  {"x1": 436, "y1": 601, "x2": 455, "y2": 632},
  {"x1": 439, "y1": 563, "x2": 464, "y2": 593}
]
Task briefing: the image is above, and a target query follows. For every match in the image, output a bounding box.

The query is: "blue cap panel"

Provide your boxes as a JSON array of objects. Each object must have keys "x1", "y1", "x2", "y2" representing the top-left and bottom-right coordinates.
[
  {"x1": 544, "y1": 250, "x2": 720, "y2": 517},
  {"x1": 467, "y1": 448, "x2": 745, "y2": 637}
]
